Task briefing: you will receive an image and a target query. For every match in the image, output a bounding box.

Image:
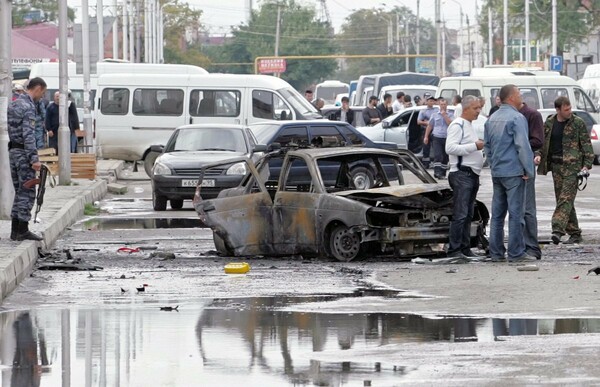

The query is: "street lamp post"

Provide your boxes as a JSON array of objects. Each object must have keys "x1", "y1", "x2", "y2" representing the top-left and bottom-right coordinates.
[{"x1": 446, "y1": 0, "x2": 463, "y2": 72}]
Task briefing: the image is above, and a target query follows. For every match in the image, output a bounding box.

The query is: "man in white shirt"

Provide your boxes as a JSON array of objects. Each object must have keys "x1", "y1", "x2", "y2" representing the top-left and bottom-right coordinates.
[
  {"x1": 392, "y1": 91, "x2": 405, "y2": 113},
  {"x1": 445, "y1": 95, "x2": 485, "y2": 258}
]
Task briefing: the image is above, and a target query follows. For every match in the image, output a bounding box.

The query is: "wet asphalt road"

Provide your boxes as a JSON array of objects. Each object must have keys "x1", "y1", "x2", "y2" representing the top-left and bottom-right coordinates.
[{"x1": 3, "y1": 163, "x2": 600, "y2": 385}]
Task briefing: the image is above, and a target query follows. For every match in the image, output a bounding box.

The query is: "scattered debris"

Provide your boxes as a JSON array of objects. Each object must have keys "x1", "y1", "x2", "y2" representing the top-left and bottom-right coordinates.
[
  {"x1": 517, "y1": 265, "x2": 539, "y2": 272},
  {"x1": 224, "y1": 262, "x2": 250, "y2": 274},
  {"x1": 138, "y1": 246, "x2": 159, "y2": 251},
  {"x1": 587, "y1": 266, "x2": 600, "y2": 275},
  {"x1": 38, "y1": 262, "x2": 103, "y2": 271},
  {"x1": 117, "y1": 247, "x2": 141, "y2": 254},
  {"x1": 412, "y1": 256, "x2": 484, "y2": 265},
  {"x1": 159, "y1": 305, "x2": 179, "y2": 311},
  {"x1": 573, "y1": 276, "x2": 580, "y2": 280},
  {"x1": 446, "y1": 268, "x2": 458, "y2": 274},
  {"x1": 119, "y1": 274, "x2": 126, "y2": 279},
  {"x1": 340, "y1": 267, "x2": 364, "y2": 275},
  {"x1": 121, "y1": 288, "x2": 127, "y2": 293},
  {"x1": 149, "y1": 251, "x2": 176, "y2": 260},
  {"x1": 136, "y1": 284, "x2": 149, "y2": 292}
]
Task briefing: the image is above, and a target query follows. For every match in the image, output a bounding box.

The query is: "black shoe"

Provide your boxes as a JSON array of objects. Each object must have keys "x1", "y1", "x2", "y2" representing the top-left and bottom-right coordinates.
[
  {"x1": 508, "y1": 254, "x2": 537, "y2": 263},
  {"x1": 10, "y1": 218, "x2": 18, "y2": 241},
  {"x1": 447, "y1": 251, "x2": 468, "y2": 259},
  {"x1": 551, "y1": 232, "x2": 562, "y2": 245},
  {"x1": 15, "y1": 221, "x2": 43, "y2": 241},
  {"x1": 563, "y1": 234, "x2": 583, "y2": 244},
  {"x1": 491, "y1": 256, "x2": 506, "y2": 262},
  {"x1": 462, "y1": 249, "x2": 480, "y2": 257}
]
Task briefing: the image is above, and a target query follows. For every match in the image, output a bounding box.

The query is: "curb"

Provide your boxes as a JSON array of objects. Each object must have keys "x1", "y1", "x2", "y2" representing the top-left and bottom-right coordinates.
[{"x1": 0, "y1": 179, "x2": 107, "y2": 302}]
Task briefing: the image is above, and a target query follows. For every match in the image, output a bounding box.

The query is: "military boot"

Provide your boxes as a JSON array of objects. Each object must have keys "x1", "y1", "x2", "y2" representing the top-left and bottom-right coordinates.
[
  {"x1": 10, "y1": 218, "x2": 19, "y2": 240},
  {"x1": 15, "y1": 221, "x2": 43, "y2": 241}
]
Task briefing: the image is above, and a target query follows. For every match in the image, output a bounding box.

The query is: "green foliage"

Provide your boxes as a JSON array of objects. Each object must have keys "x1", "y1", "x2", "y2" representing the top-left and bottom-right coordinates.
[
  {"x1": 12, "y1": 0, "x2": 75, "y2": 26},
  {"x1": 205, "y1": 0, "x2": 337, "y2": 90},
  {"x1": 335, "y1": 7, "x2": 437, "y2": 81},
  {"x1": 161, "y1": 0, "x2": 211, "y2": 67},
  {"x1": 479, "y1": 0, "x2": 599, "y2": 60},
  {"x1": 84, "y1": 203, "x2": 100, "y2": 216}
]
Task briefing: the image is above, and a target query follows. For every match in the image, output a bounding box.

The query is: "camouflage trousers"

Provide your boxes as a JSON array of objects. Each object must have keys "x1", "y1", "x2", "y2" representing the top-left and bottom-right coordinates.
[
  {"x1": 9, "y1": 149, "x2": 36, "y2": 222},
  {"x1": 551, "y1": 163, "x2": 581, "y2": 236},
  {"x1": 35, "y1": 127, "x2": 45, "y2": 149}
]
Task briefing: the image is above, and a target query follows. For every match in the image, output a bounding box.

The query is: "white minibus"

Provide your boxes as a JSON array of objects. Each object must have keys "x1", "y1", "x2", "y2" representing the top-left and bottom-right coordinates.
[{"x1": 94, "y1": 73, "x2": 322, "y2": 174}]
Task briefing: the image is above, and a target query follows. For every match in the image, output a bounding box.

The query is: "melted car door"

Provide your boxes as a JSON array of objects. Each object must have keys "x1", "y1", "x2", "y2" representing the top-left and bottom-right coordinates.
[
  {"x1": 272, "y1": 156, "x2": 320, "y2": 255},
  {"x1": 198, "y1": 158, "x2": 274, "y2": 256}
]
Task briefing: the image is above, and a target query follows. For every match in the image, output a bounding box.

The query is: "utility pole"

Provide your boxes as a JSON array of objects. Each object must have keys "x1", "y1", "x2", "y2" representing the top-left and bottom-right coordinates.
[
  {"x1": 82, "y1": 0, "x2": 93, "y2": 155},
  {"x1": 442, "y1": 21, "x2": 446, "y2": 76},
  {"x1": 416, "y1": 0, "x2": 420, "y2": 56},
  {"x1": 158, "y1": 3, "x2": 164, "y2": 63},
  {"x1": 275, "y1": 4, "x2": 281, "y2": 57},
  {"x1": 123, "y1": 0, "x2": 129, "y2": 61},
  {"x1": 405, "y1": 15, "x2": 409, "y2": 71},
  {"x1": 151, "y1": 0, "x2": 157, "y2": 63},
  {"x1": 98, "y1": 0, "x2": 104, "y2": 61},
  {"x1": 488, "y1": 6, "x2": 493, "y2": 65},
  {"x1": 525, "y1": 0, "x2": 530, "y2": 66},
  {"x1": 128, "y1": 0, "x2": 135, "y2": 61},
  {"x1": 552, "y1": 0, "x2": 557, "y2": 56},
  {"x1": 435, "y1": 0, "x2": 441, "y2": 76},
  {"x1": 467, "y1": 16, "x2": 473, "y2": 71},
  {"x1": 135, "y1": 0, "x2": 142, "y2": 63},
  {"x1": 0, "y1": 0, "x2": 13, "y2": 219},
  {"x1": 112, "y1": 0, "x2": 119, "y2": 59},
  {"x1": 503, "y1": 0, "x2": 508, "y2": 64},
  {"x1": 59, "y1": 0, "x2": 71, "y2": 185},
  {"x1": 396, "y1": 13, "x2": 400, "y2": 55},
  {"x1": 144, "y1": 0, "x2": 149, "y2": 62}
]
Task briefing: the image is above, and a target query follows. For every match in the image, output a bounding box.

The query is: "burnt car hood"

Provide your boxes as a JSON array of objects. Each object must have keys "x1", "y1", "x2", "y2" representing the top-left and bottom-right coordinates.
[
  {"x1": 333, "y1": 183, "x2": 453, "y2": 207},
  {"x1": 157, "y1": 151, "x2": 247, "y2": 166}
]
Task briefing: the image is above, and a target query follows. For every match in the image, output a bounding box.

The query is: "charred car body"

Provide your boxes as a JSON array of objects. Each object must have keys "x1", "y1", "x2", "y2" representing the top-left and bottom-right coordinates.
[{"x1": 193, "y1": 147, "x2": 489, "y2": 261}]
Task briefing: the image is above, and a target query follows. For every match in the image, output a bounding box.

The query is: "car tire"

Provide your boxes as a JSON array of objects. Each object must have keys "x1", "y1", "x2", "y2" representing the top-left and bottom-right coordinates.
[
  {"x1": 594, "y1": 156, "x2": 600, "y2": 166},
  {"x1": 144, "y1": 151, "x2": 160, "y2": 177},
  {"x1": 349, "y1": 167, "x2": 375, "y2": 190},
  {"x1": 329, "y1": 225, "x2": 361, "y2": 262},
  {"x1": 170, "y1": 199, "x2": 184, "y2": 210},
  {"x1": 152, "y1": 191, "x2": 167, "y2": 211}
]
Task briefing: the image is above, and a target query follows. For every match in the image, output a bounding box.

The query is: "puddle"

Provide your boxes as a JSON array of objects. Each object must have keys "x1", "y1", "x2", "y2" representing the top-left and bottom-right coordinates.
[
  {"x1": 76, "y1": 217, "x2": 204, "y2": 230},
  {"x1": 1, "y1": 294, "x2": 600, "y2": 385}
]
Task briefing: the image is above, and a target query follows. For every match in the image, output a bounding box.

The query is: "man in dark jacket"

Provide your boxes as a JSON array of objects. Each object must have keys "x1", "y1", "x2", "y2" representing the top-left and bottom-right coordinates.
[
  {"x1": 45, "y1": 91, "x2": 80, "y2": 154},
  {"x1": 328, "y1": 96, "x2": 355, "y2": 125}
]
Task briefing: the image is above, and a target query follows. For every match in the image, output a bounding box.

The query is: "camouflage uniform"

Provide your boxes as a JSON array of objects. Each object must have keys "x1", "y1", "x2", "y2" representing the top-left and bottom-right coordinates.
[
  {"x1": 8, "y1": 94, "x2": 39, "y2": 223},
  {"x1": 538, "y1": 113, "x2": 594, "y2": 237},
  {"x1": 34, "y1": 100, "x2": 46, "y2": 149}
]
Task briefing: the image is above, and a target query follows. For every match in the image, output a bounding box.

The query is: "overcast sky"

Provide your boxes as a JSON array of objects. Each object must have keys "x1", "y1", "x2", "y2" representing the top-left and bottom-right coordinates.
[{"x1": 74, "y1": 0, "x2": 481, "y2": 34}]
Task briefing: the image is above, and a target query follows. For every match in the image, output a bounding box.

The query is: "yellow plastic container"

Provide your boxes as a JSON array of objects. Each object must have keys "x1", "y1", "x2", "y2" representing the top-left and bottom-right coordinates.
[{"x1": 224, "y1": 262, "x2": 250, "y2": 274}]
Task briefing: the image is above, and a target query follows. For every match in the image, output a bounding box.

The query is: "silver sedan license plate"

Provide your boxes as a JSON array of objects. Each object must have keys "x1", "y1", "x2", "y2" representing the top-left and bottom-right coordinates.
[{"x1": 181, "y1": 179, "x2": 215, "y2": 187}]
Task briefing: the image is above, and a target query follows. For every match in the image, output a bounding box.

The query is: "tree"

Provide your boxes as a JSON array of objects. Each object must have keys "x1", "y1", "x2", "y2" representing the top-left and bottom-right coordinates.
[
  {"x1": 479, "y1": 0, "x2": 599, "y2": 62},
  {"x1": 12, "y1": 1, "x2": 75, "y2": 26},
  {"x1": 161, "y1": 0, "x2": 211, "y2": 67},
  {"x1": 204, "y1": 0, "x2": 337, "y2": 90},
  {"x1": 335, "y1": 7, "x2": 437, "y2": 81}
]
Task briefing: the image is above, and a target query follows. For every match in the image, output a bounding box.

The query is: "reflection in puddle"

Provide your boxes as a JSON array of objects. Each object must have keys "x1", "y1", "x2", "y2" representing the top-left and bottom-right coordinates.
[
  {"x1": 76, "y1": 217, "x2": 204, "y2": 230},
  {"x1": 1, "y1": 296, "x2": 600, "y2": 386}
]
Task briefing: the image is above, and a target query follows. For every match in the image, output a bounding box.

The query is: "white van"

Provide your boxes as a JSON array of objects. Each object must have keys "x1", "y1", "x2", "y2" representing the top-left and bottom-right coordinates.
[
  {"x1": 378, "y1": 85, "x2": 438, "y2": 102},
  {"x1": 29, "y1": 61, "x2": 208, "y2": 122},
  {"x1": 435, "y1": 75, "x2": 598, "y2": 119},
  {"x1": 94, "y1": 73, "x2": 321, "y2": 173},
  {"x1": 314, "y1": 80, "x2": 349, "y2": 105},
  {"x1": 578, "y1": 64, "x2": 600, "y2": 108}
]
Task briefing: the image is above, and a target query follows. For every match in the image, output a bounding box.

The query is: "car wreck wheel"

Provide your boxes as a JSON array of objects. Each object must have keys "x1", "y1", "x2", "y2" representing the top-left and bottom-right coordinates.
[
  {"x1": 329, "y1": 225, "x2": 361, "y2": 262},
  {"x1": 170, "y1": 199, "x2": 184, "y2": 210}
]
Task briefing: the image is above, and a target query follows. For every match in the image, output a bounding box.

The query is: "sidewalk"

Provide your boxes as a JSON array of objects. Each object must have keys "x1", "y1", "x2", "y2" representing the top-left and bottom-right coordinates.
[{"x1": 0, "y1": 159, "x2": 124, "y2": 302}]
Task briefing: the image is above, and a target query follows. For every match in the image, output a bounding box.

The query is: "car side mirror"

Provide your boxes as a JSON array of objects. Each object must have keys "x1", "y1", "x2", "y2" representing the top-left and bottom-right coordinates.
[
  {"x1": 150, "y1": 145, "x2": 164, "y2": 153},
  {"x1": 382, "y1": 121, "x2": 390, "y2": 129},
  {"x1": 253, "y1": 144, "x2": 268, "y2": 152},
  {"x1": 268, "y1": 143, "x2": 281, "y2": 151}
]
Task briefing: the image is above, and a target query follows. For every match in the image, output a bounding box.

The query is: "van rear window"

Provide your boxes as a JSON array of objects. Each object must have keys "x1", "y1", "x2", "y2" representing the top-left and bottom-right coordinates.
[{"x1": 100, "y1": 88, "x2": 129, "y2": 115}]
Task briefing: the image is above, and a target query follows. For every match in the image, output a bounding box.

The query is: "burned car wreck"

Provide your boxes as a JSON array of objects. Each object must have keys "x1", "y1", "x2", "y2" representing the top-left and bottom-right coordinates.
[{"x1": 193, "y1": 148, "x2": 489, "y2": 261}]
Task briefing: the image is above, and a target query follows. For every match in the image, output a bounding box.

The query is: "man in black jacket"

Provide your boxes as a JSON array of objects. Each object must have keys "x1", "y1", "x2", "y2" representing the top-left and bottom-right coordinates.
[
  {"x1": 328, "y1": 96, "x2": 355, "y2": 125},
  {"x1": 45, "y1": 91, "x2": 80, "y2": 154}
]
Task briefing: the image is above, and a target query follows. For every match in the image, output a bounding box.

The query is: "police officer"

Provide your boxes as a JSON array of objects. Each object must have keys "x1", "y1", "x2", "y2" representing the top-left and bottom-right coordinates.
[
  {"x1": 8, "y1": 77, "x2": 47, "y2": 241},
  {"x1": 539, "y1": 96, "x2": 594, "y2": 245}
]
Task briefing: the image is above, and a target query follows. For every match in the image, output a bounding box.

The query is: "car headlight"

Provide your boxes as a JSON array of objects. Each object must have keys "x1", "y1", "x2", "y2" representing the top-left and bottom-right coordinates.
[
  {"x1": 226, "y1": 162, "x2": 247, "y2": 175},
  {"x1": 152, "y1": 162, "x2": 172, "y2": 176}
]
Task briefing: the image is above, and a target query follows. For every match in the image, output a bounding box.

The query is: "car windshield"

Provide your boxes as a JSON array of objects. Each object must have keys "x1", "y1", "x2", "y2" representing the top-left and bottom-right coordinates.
[
  {"x1": 166, "y1": 128, "x2": 248, "y2": 153},
  {"x1": 278, "y1": 87, "x2": 320, "y2": 117}
]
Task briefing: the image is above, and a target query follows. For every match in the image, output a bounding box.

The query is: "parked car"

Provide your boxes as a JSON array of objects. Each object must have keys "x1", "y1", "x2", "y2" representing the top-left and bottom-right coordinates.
[
  {"x1": 359, "y1": 106, "x2": 486, "y2": 156},
  {"x1": 249, "y1": 120, "x2": 399, "y2": 189},
  {"x1": 150, "y1": 124, "x2": 266, "y2": 211},
  {"x1": 193, "y1": 147, "x2": 489, "y2": 261},
  {"x1": 538, "y1": 109, "x2": 600, "y2": 165}
]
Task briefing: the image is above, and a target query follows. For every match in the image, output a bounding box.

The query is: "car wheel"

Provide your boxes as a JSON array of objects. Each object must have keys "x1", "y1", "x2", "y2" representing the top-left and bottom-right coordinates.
[
  {"x1": 329, "y1": 225, "x2": 361, "y2": 262},
  {"x1": 594, "y1": 156, "x2": 600, "y2": 166},
  {"x1": 213, "y1": 232, "x2": 234, "y2": 256},
  {"x1": 152, "y1": 190, "x2": 167, "y2": 211},
  {"x1": 144, "y1": 151, "x2": 160, "y2": 177},
  {"x1": 350, "y1": 167, "x2": 375, "y2": 190},
  {"x1": 170, "y1": 199, "x2": 184, "y2": 210}
]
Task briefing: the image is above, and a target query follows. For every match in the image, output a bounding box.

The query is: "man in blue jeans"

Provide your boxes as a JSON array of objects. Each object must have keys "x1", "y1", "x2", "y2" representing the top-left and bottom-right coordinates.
[
  {"x1": 484, "y1": 84, "x2": 535, "y2": 262},
  {"x1": 445, "y1": 95, "x2": 484, "y2": 258}
]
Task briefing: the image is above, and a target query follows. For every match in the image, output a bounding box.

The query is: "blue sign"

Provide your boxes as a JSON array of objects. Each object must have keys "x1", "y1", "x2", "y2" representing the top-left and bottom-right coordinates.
[{"x1": 550, "y1": 55, "x2": 563, "y2": 72}]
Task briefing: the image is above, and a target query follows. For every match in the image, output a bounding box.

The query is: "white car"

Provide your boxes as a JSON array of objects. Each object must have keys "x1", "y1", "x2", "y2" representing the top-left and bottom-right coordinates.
[{"x1": 358, "y1": 105, "x2": 486, "y2": 156}]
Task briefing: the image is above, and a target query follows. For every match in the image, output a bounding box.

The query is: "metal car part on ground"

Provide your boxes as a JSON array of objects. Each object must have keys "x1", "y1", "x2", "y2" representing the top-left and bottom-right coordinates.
[{"x1": 193, "y1": 147, "x2": 489, "y2": 262}]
